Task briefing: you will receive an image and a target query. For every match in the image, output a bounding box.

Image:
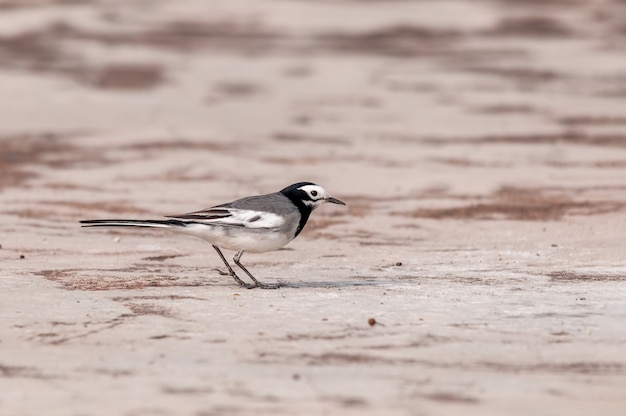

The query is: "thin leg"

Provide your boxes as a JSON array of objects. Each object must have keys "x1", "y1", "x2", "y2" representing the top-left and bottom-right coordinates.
[
  {"x1": 212, "y1": 245, "x2": 256, "y2": 289},
  {"x1": 233, "y1": 251, "x2": 280, "y2": 289}
]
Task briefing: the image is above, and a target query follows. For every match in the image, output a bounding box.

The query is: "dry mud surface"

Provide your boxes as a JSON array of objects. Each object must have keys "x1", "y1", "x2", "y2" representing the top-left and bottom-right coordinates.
[{"x1": 1, "y1": 0, "x2": 626, "y2": 415}]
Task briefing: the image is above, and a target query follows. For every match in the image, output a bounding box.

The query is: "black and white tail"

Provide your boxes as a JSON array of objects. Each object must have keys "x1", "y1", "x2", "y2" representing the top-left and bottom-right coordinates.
[{"x1": 80, "y1": 219, "x2": 188, "y2": 228}]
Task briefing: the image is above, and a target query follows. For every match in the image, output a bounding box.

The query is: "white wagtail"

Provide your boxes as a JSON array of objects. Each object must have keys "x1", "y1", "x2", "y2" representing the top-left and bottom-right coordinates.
[{"x1": 80, "y1": 182, "x2": 345, "y2": 289}]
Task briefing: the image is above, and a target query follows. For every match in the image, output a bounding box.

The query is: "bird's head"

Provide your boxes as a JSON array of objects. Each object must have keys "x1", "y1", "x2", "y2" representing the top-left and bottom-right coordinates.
[{"x1": 280, "y1": 182, "x2": 345, "y2": 209}]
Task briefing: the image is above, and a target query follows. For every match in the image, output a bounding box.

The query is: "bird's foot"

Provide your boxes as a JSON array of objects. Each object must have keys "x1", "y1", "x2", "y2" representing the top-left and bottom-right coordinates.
[
  {"x1": 253, "y1": 281, "x2": 281, "y2": 290},
  {"x1": 211, "y1": 268, "x2": 230, "y2": 276},
  {"x1": 237, "y1": 281, "x2": 280, "y2": 290},
  {"x1": 239, "y1": 281, "x2": 258, "y2": 290}
]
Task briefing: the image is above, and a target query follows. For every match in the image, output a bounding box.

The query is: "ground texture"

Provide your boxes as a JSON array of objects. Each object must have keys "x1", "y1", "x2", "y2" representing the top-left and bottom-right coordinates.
[{"x1": 1, "y1": 0, "x2": 626, "y2": 415}]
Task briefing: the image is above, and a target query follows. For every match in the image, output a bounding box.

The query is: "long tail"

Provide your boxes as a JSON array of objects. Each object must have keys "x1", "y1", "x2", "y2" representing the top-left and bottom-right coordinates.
[{"x1": 80, "y1": 219, "x2": 189, "y2": 228}]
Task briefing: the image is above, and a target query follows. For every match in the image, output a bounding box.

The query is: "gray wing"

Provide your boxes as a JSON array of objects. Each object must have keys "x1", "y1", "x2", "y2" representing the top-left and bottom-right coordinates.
[{"x1": 166, "y1": 192, "x2": 294, "y2": 229}]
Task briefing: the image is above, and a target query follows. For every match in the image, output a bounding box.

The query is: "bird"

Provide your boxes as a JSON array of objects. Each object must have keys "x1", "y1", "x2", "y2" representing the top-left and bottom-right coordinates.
[{"x1": 80, "y1": 182, "x2": 345, "y2": 289}]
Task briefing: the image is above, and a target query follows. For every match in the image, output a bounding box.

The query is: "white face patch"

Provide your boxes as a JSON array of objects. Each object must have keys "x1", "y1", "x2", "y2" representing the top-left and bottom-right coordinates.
[{"x1": 297, "y1": 184, "x2": 331, "y2": 208}]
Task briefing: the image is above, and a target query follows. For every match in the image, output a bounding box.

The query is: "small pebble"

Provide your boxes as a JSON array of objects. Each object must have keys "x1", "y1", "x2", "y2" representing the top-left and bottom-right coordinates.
[
  {"x1": 20, "y1": 254, "x2": 25, "y2": 259},
  {"x1": 395, "y1": 262, "x2": 402, "y2": 266},
  {"x1": 368, "y1": 318, "x2": 376, "y2": 327}
]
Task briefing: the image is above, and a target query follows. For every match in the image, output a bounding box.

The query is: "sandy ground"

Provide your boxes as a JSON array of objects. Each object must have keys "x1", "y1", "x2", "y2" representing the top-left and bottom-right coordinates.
[{"x1": 1, "y1": 0, "x2": 626, "y2": 415}]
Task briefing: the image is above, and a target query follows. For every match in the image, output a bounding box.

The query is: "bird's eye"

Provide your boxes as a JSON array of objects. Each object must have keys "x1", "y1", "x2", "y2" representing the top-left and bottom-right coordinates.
[{"x1": 310, "y1": 190, "x2": 318, "y2": 197}]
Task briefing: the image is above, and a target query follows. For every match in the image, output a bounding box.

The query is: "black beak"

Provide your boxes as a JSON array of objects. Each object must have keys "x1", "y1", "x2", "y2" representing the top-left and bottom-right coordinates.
[{"x1": 327, "y1": 196, "x2": 346, "y2": 205}]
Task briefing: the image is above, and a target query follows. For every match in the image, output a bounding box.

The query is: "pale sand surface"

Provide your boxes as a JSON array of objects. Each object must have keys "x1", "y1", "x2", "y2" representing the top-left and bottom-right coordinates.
[{"x1": 1, "y1": 0, "x2": 626, "y2": 415}]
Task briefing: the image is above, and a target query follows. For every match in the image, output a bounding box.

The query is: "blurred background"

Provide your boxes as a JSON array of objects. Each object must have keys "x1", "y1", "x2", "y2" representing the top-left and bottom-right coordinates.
[
  {"x1": 2, "y1": 2, "x2": 626, "y2": 415},
  {"x1": 2, "y1": 0, "x2": 626, "y2": 201}
]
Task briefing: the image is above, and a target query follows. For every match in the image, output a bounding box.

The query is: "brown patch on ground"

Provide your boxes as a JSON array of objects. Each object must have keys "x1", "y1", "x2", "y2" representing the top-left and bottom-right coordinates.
[
  {"x1": 260, "y1": 155, "x2": 330, "y2": 165},
  {"x1": 558, "y1": 115, "x2": 626, "y2": 126},
  {"x1": 485, "y1": 16, "x2": 574, "y2": 37},
  {"x1": 124, "y1": 303, "x2": 174, "y2": 318},
  {"x1": 358, "y1": 240, "x2": 409, "y2": 247},
  {"x1": 39, "y1": 182, "x2": 108, "y2": 191},
  {"x1": 305, "y1": 218, "x2": 347, "y2": 232},
  {"x1": 0, "y1": 168, "x2": 37, "y2": 189},
  {"x1": 91, "y1": 368, "x2": 134, "y2": 377},
  {"x1": 54, "y1": 20, "x2": 279, "y2": 53},
  {"x1": 400, "y1": 187, "x2": 624, "y2": 221},
  {"x1": 505, "y1": 0, "x2": 586, "y2": 3},
  {"x1": 23, "y1": 20, "x2": 465, "y2": 58},
  {"x1": 423, "y1": 392, "x2": 480, "y2": 404},
  {"x1": 36, "y1": 268, "x2": 210, "y2": 291},
  {"x1": 301, "y1": 352, "x2": 416, "y2": 365},
  {"x1": 122, "y1": 140, "x2": 231, "y2": 152},
  {"x1": 74, "y1": 63, "x2": 165, "y2": 90},
  {"x1": 117, "y1": 169, "x2": 217, "y2": 183},
  {"x1": 1, "y1": 133, "x2": 74, "y2": 166},
  {"x1": 49, "y1": 200, "x2": 153, "y2": 215},
  {"x1": 0, "y1": 23, "x2": 68, "y2": 72},
  {"x1": 142, "y1": 254, "x2": 185, "y2": 262},
  {"x1": 423, "y1": 132, "x2": 626, "y2": 148},
  {"x1": 0, "y1": 363, "x2": 51, "y2": 379},
  {"x1": 464, "y1": 66, "x2": 563, "y2": 88},
  {"x1": 367, "y1": 335, "x2": 457, "y2": 350},
  {"x1": 161, "y1": 385, "x2": 214, "y2": 395},
  {"x1": 261, "y1": 153, "x2": 364, "y2": 165},
  {"x1": 432, "y1": 158, "x2": 511, "y2": 168},
  {"x1": 318, "y1": 25, "x2": 460, "y2": 57},
  {"x1": 472, "y1": 104, "x2": 539, "y2": 114},
  {"x1": 340, "y1": 201, "x2": 371, "y2": 218},
  {"x1": 111, "y1": 295, "x2": 206, "y2": 302},
  {"x1": 0, "y1": 23, "x2": 166, "y2": 90},
  {"x1": 547, "y1": 271, "x2": 626, "y2": 282},
  {"x1": 295, "y1": 96, "x2": 382, "y2": 109},
  {"x1": 3, "y1": 200, "x2": 151, "y2": 220},
  {"x1": 478, "y1": 361, "x2": 624, "y2": 375},
  {"x1": 270, "y1": 351, "x2": 623, "y2": 375},
  {"x1": 322, "y1": 396, "x2": 368, "y2": 407},
  {"x1": 0, "y1": 201, "x2": 153, "y2": 221},
  {"x1": 545, "y1": 160, "x2": 626, "y2": 169},
  {"x1": 0, "y1": 0, "x2": 86, "y2": 10},
  {"x1": 300, "y1": 218, "x2": 350, "y2": 241},
  {"x1": 272, "y1": 132, "x2": 351, "y2": 146},
  {"x1": 0, "y1": 133, "x2": 108, "y2": 189},
  {"x1": 212, "y1": 81, "x2": 263, "y2": 98}
]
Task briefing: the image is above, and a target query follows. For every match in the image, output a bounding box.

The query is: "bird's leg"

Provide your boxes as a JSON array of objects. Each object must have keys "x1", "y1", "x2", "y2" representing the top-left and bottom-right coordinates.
[
  {"x1": 233, "y1": 251, "x2": 280, "y2": 289},
  {"x1": 212, "y1": 245, "x2": 256, "y2": 289}
]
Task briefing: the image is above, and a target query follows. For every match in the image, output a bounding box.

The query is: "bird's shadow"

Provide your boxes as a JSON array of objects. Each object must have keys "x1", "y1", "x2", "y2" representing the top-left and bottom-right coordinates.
[
  {"x1": 211, "y1": 267, "x2": 383, "y2": 289},
  {"x1": 273, "y1": 279, "x2": 381, "y2": 289}
]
